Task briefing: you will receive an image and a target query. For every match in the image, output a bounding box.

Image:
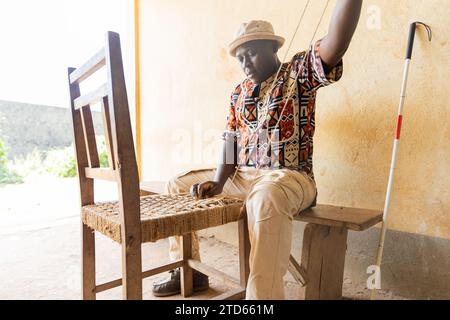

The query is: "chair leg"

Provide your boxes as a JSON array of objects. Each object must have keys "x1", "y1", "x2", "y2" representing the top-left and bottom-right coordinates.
[
  {"x1": 121, "y1": 239, "x2": 143, "y2": 300},
  {"x1": 81, "y1": 223, "x2": 96, "y2": 300},
  {"x1": 238, "y1": 216, "x2": 250, "y2": 289},
  {"x1": 181, "y1": 233, "x2": 194, "y2": 297}
]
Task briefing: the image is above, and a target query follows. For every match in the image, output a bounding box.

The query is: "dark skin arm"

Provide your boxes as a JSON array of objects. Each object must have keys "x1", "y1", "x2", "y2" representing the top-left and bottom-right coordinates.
[
  {"x1": 319, "y1": 0, "x2": 363, "y2": 70},
  {"x1": 190, "y1": 138, "x2": 237, "y2": 199}
]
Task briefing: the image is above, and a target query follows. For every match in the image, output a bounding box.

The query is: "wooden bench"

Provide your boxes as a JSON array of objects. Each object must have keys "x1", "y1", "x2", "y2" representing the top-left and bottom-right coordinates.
[
  {"x1": 295, "y1": 205, "x2": 382, "y2": 299},
  {"x1": 140, "y1": 182, "x2": 383, "y2": 300}
]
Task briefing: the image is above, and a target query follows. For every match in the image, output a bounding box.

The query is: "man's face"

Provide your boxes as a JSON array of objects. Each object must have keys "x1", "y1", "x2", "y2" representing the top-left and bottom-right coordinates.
[{"x1": 235, "y1": 40, "x2": 278, "y2": 84}]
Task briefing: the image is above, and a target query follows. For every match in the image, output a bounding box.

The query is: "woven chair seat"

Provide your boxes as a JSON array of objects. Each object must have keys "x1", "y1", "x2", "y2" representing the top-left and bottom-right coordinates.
[{"x1": 81, "y1": 194, "x2": 244, "y2": 243}]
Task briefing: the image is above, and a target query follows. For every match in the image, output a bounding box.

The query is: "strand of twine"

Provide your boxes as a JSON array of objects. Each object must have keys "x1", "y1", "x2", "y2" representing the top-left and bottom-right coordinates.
[{"x1": 257, "y1": 0, "x2": 331, "y2": 141}]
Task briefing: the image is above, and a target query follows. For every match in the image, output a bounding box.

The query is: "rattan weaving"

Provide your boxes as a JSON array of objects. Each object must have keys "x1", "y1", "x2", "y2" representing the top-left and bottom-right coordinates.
[{"x1": 81, "y1": 194, "x2": 244, "y2": 243}]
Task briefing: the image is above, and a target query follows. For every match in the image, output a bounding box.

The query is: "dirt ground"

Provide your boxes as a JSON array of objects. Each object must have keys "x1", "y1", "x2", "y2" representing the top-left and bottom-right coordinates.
[{"x1": 0, "y1": 176, "x2": 406, "y2": 300}]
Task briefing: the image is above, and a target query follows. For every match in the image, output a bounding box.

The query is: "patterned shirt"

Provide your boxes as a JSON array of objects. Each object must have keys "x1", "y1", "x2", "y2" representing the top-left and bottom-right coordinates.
[{"x1": 223, "y1": 39, "x2": 343, "y2": 180}]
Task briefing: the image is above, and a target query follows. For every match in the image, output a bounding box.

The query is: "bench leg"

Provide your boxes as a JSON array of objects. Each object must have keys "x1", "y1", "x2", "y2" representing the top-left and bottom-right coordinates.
[
  {"x1": 238, "y1": 216, "x2": 251, "y2": 289},
  {"x1": 301, "y1": 224, "x2": 348, "y2": 300},
  {"x1": 181, "y1": 233, "x2": 194, "y2": 297},
  {"x1": 82, "y1": 223, "x2": 96, "y2": 300}
]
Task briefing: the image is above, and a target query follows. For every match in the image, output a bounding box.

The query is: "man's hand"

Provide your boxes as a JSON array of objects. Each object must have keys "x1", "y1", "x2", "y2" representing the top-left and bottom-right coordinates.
[{"x1": 190, "y1": 181, "x2": 224, "y2": 199}]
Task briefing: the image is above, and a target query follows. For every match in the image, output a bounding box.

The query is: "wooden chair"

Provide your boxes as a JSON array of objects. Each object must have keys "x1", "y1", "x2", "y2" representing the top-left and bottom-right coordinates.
[{"x1": 68, "y1": 31, "x2": 250, "y2": 300}]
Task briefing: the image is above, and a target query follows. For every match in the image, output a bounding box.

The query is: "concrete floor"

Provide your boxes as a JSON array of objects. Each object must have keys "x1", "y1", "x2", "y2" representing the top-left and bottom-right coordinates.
[{"x1": 0, "y1": 176, "x2": 406, "y2": 300}]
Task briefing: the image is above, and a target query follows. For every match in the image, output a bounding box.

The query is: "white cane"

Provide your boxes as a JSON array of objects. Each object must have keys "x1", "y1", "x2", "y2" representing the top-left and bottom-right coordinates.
[{"x1": 370, "y1": 22, "x2": 432, "y2": 300}]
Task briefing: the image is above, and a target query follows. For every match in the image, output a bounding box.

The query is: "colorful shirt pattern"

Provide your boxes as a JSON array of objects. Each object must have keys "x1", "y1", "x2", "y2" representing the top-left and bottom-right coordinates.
[{"x1": 223, "y1": 39, "x2": 343, "y2": 180}]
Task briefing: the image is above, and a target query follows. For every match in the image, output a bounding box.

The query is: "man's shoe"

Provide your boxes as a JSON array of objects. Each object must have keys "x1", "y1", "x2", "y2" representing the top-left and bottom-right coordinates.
[{"x1": 152, "y1": 268, "x2": 209, "y2": 297}]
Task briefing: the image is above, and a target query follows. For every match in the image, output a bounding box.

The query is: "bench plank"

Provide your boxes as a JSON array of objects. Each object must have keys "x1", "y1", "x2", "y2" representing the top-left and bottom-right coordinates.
[{"x1": 297, "y1": 205, "x2": 383, "y2": 231}]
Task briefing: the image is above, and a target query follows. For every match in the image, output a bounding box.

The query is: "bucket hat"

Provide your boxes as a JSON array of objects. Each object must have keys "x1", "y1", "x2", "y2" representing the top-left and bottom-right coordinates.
[{"x1": 229, "y1": 20, "x2": 285, "y2": 56}]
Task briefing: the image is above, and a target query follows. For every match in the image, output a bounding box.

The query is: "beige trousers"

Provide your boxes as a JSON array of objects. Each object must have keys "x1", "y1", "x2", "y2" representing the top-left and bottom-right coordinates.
[{"x1": 165, "y1": 166, "x2": 317, "y2": 300}]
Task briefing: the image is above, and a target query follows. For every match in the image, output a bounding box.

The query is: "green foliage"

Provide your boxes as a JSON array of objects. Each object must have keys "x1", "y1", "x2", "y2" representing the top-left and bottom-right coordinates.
[
  {"x1": 0, "y1": 162, "x2": 22, "y2": 184},
  {"x1": 1, "y1": 135, "x2": 110, "y2": 181},
  {"x1": 43, "y1": 136, "x2": 110, "y2": 178},
  {"x1": 99, "y1": 149, "x2": 110, "y2": 168},
  {"x1": 12, "y1": 149, "x2": 46, "y2": 177},
  {"x1": 44, "y1": 147, "x2": 78, "y2": 178},
  {"x1": 0, "y1": 139, "x2": 6, "y2": 165},
  {"x1": 0, "y1": 138, "x2": 24, "y2": 185}
]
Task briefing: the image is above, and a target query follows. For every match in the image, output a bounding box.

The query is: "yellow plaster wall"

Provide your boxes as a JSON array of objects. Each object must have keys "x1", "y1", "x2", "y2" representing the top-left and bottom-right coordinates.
[{"x1": 139, "y1": 0, "x2": 450, "y2": 239}]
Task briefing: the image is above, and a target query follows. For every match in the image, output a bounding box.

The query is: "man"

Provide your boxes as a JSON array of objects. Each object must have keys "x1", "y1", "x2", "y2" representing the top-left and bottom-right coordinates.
[{"x1": 153, "y1": 0, "x2": 362, "y2": 299}]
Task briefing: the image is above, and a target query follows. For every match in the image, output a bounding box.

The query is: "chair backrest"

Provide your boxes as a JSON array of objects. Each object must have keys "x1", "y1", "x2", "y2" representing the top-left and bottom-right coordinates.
[{"x1": 68, "y1": 31, "x2": 141, "y2": 240}]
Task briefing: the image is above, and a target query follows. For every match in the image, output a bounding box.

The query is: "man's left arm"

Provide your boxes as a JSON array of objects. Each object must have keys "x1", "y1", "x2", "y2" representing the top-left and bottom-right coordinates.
[{"x1": 320, "y1": 0, "x2": 363, "y2": 71}]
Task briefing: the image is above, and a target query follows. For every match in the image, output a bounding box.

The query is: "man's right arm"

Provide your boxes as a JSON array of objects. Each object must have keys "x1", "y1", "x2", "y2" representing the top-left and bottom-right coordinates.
[
  {"x1": 214, "y1": 137, "x2": 237, "y2": 185},
  {"x1": 191, "y1": 138, "x2": 237, "y2": 199},
  {"x1": 191, "y1": 85, "x2": 240, "y2": 199}
]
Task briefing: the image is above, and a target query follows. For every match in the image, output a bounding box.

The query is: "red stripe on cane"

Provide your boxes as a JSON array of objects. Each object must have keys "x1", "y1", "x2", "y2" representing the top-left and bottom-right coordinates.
[{"x1": 396, "y1": 115, "x2": 403, "y2": 139}]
